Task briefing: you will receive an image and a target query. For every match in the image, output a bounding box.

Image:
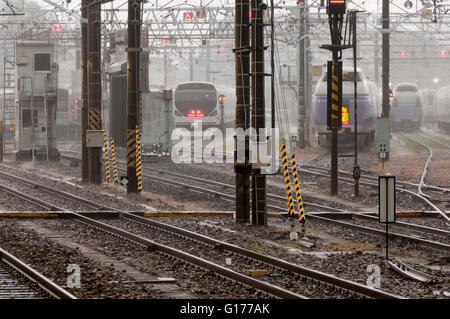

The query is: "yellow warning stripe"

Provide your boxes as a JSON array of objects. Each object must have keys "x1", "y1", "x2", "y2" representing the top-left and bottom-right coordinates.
[
  {"x1": 110, "y1": 137, "x2": 119, "y2": 183},
  {"x1": 104, "y1": 131, "x2": 111, "y2": 183},
  {"x1": 127, "y1": 129, "x2": 137, "y2": 167},
  {"x1": 280, "y1": 144, "x2": 296, "y2": 217},
  {"x1": 89, "y1": 109, "x2": 101, "y2": 130},
  {"x1": 291, "y1": 154, "x2": 306, "y2": 223},
  {"x1": 136, "y1": 125, "x2": 142, "y2": 192}
]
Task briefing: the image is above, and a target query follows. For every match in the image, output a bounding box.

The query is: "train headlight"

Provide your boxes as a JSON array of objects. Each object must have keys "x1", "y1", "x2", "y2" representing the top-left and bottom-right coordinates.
[{"x1": 218, "y1": 95, "x2": 226, "y2": 102}]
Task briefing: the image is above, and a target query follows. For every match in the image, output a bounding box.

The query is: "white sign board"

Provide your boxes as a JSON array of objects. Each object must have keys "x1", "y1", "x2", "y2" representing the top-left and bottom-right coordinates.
[{"x1": 379, "y1": 176, "x2": 396, "y2": 223}]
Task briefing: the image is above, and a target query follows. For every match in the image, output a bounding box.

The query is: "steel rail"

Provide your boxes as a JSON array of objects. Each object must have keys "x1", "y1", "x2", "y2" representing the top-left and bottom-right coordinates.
[
  {"x1": 120, "y1": 212, "x2": 402, "y2": 299},
  {"x1": 308, "y1": 214, "x2": 450, "y2": 252},
  {"x1": 59, "y1": 153, "x2": 340, "y2": 212},
  {"x1": 418, "y1": 132, "x2": 450, "y2": 149},
  {"x1": 57, "y1": 152, "x2": 450, "y2": 245},
  {"x1": 293, "y1": 160, "x2": 450, "y2": 224},
  {"x1": 299, "y1": 162, "x2": 450, "y2": 194},
  {"x1": 0, "y1": 166, "x2": 309, "y2": 298},
  {"x1": 0, "y1": 184, "x2": 56, "y2": 211},
  {"x1": 352, "y1": 213, "x2": 450, "y2": 238},
  {"x1": 1, "y1": 159, "x2": 444, "y2": 297},
  {"x1": 399, "y1": 134, "x2": 450, "y2": 224},
  {"x1": 0, "y1": 246, "x2": 76, "y2": 299},
  {"x1": 400, "y1": 134, "x2": 433, "y2": 199},
  {"x1": 68, "y1": 212, "x2": 308, "y2": 299},
  {"x1": 0, "y1": 167, "x2": 106, "y2": 211}
]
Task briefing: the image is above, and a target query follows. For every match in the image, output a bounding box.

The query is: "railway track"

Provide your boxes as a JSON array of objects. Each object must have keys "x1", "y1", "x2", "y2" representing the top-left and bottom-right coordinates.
[
  {"x1": 57, "y1": 152, "x2": 450, "y2": 251},
  {"x1": 0, "y1": 166, "x2": 108, "y2": 212},
  {"x1": 59, "y1": 152, "x2": 341, "y2": 212},
  {"x1": 399, "y1": 133, "x2": 450, "y2": 224},
  {"x1": 0, "y1": 246, "x2": 76, "y2": 299},
  {"x1": 0, "y1": 164, "x2": 404, "y2": 298}
]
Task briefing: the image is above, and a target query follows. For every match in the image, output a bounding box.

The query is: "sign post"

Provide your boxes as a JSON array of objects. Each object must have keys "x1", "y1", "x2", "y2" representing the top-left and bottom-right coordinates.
[{"x1": 379, "y1": 176, "x2": 396, "y2": 260}]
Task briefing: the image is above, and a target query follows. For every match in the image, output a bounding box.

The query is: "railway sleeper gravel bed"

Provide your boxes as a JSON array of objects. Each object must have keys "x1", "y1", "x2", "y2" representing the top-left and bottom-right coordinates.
[
  {"x1": 59, "y1": 153, "x2": 368, "y2": 212},
  {"x1": 0, "y1": 175, "x2": 101, "y2": 212},
  {"x1": 150, "y1": 215, "x2": 450, "y2": 298},
  {"x1": 31, "y1": 217, "x2": 298, "y2": 299},
  {"x1": 0, "y1": 189, "x2": 46, "y2": 211},
  {"x1": 0, "y1": 164, "x2": 144, "y2": 212},
  {"x1": 96, "y1": 215, "x2": 392, "y2": 299},
  {"x1": 3, "y1": 156, "x2": 446, "y2": 258},
  {"x1": 344, "y1": 217, "x2": 450, "y2": 245},
  {"x1": 0, "y1": 219, "x2": 167, "y2": 298}
]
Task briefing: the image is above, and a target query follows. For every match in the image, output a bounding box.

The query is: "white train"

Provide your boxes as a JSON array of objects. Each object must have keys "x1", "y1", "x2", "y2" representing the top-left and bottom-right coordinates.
[
  {"x1": 173, "y1": 82, "x2": 236, "y2": 129},
  {"x1": 434, "y1": 86, "x2": 450, "y2": 133},
  {"x1": 311, "y1": 67, "x2": 379, "y2": 147},
  {"x1": 390, "y1": 83, "x2": 423, "y2": 131}
]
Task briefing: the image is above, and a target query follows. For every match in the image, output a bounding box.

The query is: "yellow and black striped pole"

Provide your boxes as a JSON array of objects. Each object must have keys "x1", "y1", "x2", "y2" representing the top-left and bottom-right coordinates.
[
  {"x1": 136, "y1": 125, "x2": 142, "y2": 192},
  {"x1": 280, "y1": 144, "x2": 295, "y2": 217},
  {"x1": 290, "y1": 153, "x2": 306, "y2": 224},
  {"x1": 103, "y1": 131, "x2": 111, "y2": 183},
  {"x1": 110, "y1": 136, "x2": 119, "y2": 183},
  {"x1": 331, "y1": 74, "x2": 341, "y2": 130}
]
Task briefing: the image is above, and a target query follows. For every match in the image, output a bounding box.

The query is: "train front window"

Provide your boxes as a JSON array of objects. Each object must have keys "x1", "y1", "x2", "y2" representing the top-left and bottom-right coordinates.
[
  {"x1": 396, "y1": 85, "x2": 417, "y2": 92},
  {"x1": 175, "y1": 85, "x2": 217, "y2": 116}
]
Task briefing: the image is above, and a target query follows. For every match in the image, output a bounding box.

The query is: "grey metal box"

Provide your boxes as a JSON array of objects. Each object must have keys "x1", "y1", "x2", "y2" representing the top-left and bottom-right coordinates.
[
  {"x1": 375, "y1": 117, "x2": 390, "y2": 154},
  {"x1": 86, "y1": 130, "x2": 105, "y2": 148}
]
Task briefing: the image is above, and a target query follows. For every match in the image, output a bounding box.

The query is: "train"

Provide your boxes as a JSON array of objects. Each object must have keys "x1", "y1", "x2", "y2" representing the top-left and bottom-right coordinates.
[
  {"x1": 311, "y1": 66, "x2": 379, "y2": 148},
  {"x1": 173, "y1": 82, "x2": 236, "y2": 130},
  {"x1": 434, "y1": 86, "x2": 450, "y2": 133},
  {"x1": 390, "y1": 83, "x2": 423, "y2": 131}
]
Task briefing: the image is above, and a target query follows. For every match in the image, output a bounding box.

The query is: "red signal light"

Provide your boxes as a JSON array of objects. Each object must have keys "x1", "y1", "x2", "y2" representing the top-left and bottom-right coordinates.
[
  {"x1": 440, "y1": 50, "x2": 447, "y2": 56},
  {"x1": 328, "y1": 0, "x2": 346, "y2": 14},
  {"x1": 185, "y1": 12, "x2": 193, "y2": 20},
  {"x1": 54, "y1": 24, "x2": 61, "y2": 32},
  {"x1": 400, "y1": 50, "x2": 407, "y2": 57},
  {"x1": 63, "y1": 113, "x2": 67, "y2": 118},
  {"x1": 161, "y1": 38, "x2": 167, "y2": 46}
]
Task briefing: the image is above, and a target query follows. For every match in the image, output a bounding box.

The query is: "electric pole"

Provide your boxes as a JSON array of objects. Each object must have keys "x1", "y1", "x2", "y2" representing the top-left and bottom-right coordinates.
[
  {"x1": 382, "y1": 2, "x2": 390, "y2": 114},
  {"x1": 297, "y1": 1, "x2": 306, "y2": 149},
  {"x1": 251, "y1": 0, "x2": 267, "y2": 226},
  {"x1": 81, "y1": 0, "x2": 88, "y2": 183},
  {"x1": 234, "y1": 0, "x2": 251, "y2": 223},
  {"x1": 324, "y1": 0, "x2": 346, "y2": 196},
  {"x1": 87, "y1": 1, "x2": 102, "y2": 185},
  {"x1": 381, "y1": 0, "x2": 390, "y2": 160},
  {"x1": 126, "y1": 0, "x2": 141, "y2": 194}
]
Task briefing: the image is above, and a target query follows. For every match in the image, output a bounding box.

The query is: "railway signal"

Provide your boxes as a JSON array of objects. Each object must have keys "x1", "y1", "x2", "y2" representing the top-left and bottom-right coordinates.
[
  {"x1": 218, "y1": 95, "x2": 226, "y2": 131},
  {"x1": 328, "y1": 0, "x2": 346, "y2": 14},
  {"x1": 322, "y1": 0, "x2": 350, "y2": 195}
]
